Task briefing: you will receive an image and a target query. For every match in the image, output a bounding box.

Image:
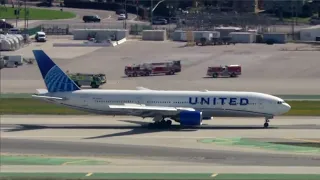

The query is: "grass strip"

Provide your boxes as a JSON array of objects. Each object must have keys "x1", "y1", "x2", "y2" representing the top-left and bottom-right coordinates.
[
  {"x1": 0, "y1": 155, "x2": 110, "y2": 166},
  {"x1": 0, "y1": 98, "x2": 86, "y2": 115},
  {"x1": 0, "y1": 7, "x2": 76, "y2": 20},
  {"x1": 283, "y1": 101, "x2": 320, "y2": 116},
  {"x1": 0, "y1": 98, "x2": 319, "y2": 116}
]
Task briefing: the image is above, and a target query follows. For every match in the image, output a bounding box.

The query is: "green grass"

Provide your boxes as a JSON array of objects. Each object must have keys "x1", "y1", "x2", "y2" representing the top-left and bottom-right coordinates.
[
  {"x1": 0, "y1": 7, "x2": 76, "y2": 20},
  {"x1": 283, "y1": 14, "x2": 318, "y2": 24},
  {"x1": 284, "y1": 101, "x2": 320, "y2": 116},
  {"x1": 0, "y1": 98, "x2": 319, "y2": 116},
  {"x1": 283, "y1": 16, "x2": 311, "y2": 23},
  {"x1": 0, "y1": 98, "x2": 86, "y2": 115}
]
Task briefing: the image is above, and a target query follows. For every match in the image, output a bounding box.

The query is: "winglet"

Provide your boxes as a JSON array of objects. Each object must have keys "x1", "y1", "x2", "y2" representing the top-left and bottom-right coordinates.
[{"x1": 32, "y1": 50, "x2": 80, "y2": 93}]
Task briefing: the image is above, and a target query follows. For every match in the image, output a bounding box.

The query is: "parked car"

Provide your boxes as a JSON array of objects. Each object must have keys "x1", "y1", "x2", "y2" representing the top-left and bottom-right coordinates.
[
  {"x1": 118, "y1": 14, "x2": 126, "y2": 20},
  {"x1": 152, "y1": 18, "x2": 167, "y2": 25},
  {"x1": 0, "y1": 19, "x2": 13, "y2": 29},
  {"x1": 83, "y1": 15, "x2": 101, "y2": 23}
]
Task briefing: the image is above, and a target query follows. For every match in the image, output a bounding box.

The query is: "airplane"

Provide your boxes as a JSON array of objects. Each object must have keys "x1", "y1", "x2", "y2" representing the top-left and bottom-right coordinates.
[{"x1": 31, "y1": 50, "x2": 291, "y2": 128}]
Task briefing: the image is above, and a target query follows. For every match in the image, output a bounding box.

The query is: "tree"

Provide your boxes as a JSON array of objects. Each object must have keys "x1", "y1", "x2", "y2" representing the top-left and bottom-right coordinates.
[{"x1": 301, "y1": 3, "x2": 312, "y2": 17}]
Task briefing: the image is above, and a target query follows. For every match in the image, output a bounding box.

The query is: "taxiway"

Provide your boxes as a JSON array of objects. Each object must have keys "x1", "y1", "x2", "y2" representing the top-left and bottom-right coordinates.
[{"x1": 1, "y1": 115, "x2": 320, "y2": 173}]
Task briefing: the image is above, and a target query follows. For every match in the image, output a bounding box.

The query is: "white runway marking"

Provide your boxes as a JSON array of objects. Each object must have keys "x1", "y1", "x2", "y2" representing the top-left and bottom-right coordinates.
[
  {"x1": 85, "y1": 173, "x2": 93, "y2": 177},
  {"x1": 211, "y1": 173, "x2": 218, "y2": 178}
]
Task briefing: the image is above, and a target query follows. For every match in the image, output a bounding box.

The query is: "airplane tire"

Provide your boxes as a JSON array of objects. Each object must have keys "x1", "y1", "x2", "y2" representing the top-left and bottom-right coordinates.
[
  {"x1": 264, "y1": 122, "x2": 269, "y2": 128},
  {"x1": 166, "y1": 120, "x2": 172, "y2": 126},
  {"x1": 149, "y1": 120, "x2": 172, "y2": 128}
]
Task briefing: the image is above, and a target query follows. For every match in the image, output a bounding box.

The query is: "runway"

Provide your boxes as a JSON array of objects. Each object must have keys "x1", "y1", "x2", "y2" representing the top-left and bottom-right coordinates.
[{"x1": 1, "y1": 115, "x2": 320, "y2": 173}]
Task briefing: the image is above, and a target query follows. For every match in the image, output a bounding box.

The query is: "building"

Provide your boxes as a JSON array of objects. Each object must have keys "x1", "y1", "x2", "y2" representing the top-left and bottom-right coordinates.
[
  {"x1": 299, "y1": 25, "x2": 320, "y2": 41},
  {"x1": 261, "y1": 0, "x2": 308, "y2": 16},
  {"x1": 232, "y1": 0, "x2": 261, "y2": 13}
]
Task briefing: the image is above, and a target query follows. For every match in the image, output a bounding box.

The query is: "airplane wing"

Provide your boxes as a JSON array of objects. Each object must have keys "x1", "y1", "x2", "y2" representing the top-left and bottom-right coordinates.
[{"x1": 108, "y1": 104, "x2": 195, "y2": 117}]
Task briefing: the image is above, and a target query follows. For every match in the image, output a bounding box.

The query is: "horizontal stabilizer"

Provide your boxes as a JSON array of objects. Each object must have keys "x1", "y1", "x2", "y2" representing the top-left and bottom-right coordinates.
[
  {"x1": 36, "y1": 89, "x2": 48, "y2": 94},
  {"x1": 136, "y1": 87, "x2": 151, "y2": 91},
  {"x1": 32, "y1": 95, "x2": 66, "y2": 100}
]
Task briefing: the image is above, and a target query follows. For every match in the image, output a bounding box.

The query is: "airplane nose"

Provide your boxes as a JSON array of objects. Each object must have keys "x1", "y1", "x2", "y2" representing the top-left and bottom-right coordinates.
[{"x1": 284, "y1": 103, "x2": 291, "y2": 112}]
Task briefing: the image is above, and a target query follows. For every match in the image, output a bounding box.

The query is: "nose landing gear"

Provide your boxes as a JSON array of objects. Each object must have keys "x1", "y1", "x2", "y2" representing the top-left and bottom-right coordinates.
[{"x1": 264, "y1": 118, "x2": 270, "y2": 128}]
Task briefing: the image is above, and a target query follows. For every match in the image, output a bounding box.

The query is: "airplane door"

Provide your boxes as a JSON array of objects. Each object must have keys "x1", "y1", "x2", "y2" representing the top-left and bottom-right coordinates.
[
  {"x1": 258, "y1": 99, "x2": 264, "y2": 109},
  {"x1": 80, "y1": 95, "x2": 89, "y2": 107},
  {"x1": 136, "y1": 96, "x2": 143, "y2": 104}
]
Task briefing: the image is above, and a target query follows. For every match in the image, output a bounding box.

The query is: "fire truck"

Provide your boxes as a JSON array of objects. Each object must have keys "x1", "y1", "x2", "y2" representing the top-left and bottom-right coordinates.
[
  {"x1": 125, "y1": 61, "x2": 181, "y2": 77},
  {"x1": 206, "y1": 65, "x2": 242, "y2": 78}
]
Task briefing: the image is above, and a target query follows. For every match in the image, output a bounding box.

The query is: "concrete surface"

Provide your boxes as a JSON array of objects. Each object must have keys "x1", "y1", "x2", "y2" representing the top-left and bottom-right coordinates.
[
  {"x1": 1, "y1": 165, "x2": 320, "y2": 174},
  {"x1": 1, "y1": 40, "x2": 320, "y2": 94},
  {"x1": 1, "y1": 115, "x2": 320, "y2": 173}
]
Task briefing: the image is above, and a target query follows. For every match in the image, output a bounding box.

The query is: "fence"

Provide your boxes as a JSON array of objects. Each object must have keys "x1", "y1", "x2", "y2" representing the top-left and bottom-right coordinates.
[
  {"x1": 40, "y1": 24, "x2": 70, "y2": 35},
  {"x1": 25, "y1": 26, "x2": 42, "y2": 36}
]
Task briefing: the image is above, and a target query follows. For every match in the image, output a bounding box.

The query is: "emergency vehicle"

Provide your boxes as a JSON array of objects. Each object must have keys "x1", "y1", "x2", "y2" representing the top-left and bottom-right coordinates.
[
  {"x1": 67, "y1": 72, "x2": 106, "y2": 88},
  {"x1": 125, "y1": 61, "x2": 181, "y2": 77},
  {"x1": 206, "y1": 65, "x2": 241, "y2": 78}
]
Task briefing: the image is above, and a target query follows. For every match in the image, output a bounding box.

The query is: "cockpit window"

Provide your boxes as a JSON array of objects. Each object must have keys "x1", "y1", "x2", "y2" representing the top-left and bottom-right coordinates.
[{"x1": 277, "y1": 101, "x2": 284, "y2": 104}]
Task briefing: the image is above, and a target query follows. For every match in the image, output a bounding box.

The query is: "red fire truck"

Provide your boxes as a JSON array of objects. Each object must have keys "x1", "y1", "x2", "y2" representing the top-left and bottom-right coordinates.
[
  {"x1": 206, "y1": 65, "x2": 242, "y2": 78},
  {"x1": 125, "y1": 61, "x2": 181, "y2": 77}
]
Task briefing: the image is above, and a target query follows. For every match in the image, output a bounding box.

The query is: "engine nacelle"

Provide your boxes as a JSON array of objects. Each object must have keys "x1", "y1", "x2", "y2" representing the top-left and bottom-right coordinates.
[{"x1": 179, "y1": 111, "x2": 202, "y2": 126}]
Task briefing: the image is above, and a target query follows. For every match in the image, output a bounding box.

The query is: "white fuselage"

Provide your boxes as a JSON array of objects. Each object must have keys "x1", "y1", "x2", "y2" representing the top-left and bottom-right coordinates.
[{"x1": 44, "y1": 89, "x2": 291, "y2": 119}]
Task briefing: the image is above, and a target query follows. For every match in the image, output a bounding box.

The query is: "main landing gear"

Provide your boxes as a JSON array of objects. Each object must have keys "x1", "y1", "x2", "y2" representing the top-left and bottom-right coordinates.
[
  {"x1": 148, "y1": 116, "x2": 172, "y2": 128},
  {"x1": 264, "y1": 118, "x2": 270, "y2": 128}
]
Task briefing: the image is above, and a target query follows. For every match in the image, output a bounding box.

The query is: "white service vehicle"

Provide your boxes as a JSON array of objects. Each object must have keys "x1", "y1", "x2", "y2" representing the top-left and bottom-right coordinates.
[
  {"x1": 35, "y1": 31, "x2": 46, "y2": 42},
  {"x1": 118, "y1": 14, "x2": 126, "y2": 20},
  {"x1": 31, "y1": 50, "x2": 291, "y2": 129},
  {"x1": 2, "y1": 55, "x2": 23, "y2": 68}
]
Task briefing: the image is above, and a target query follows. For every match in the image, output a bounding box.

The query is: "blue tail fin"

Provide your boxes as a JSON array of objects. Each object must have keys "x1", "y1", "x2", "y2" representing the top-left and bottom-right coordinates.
[{"x1": 33, "y1": 50, "x2": 80, "y2": 93}]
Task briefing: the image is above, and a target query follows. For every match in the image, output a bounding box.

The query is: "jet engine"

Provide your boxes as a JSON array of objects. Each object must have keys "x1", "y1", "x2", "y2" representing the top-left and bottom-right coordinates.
[{"x1": 179, "y1": 111, "x2": 202, "y2": 126}]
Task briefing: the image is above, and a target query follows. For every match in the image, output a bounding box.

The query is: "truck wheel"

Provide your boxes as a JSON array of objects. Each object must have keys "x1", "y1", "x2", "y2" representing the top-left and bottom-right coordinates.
[
  {"x1": 133, "y1": 73, "x2": 137, "y2": 77},
  {"x1": 91, "y1": 83, "x2": 98, "y2": 88},
  {"x1": 212, "y1": 73, "x2": 218, "y2": 78},
  {"x1": 75, "y1": 81, "x2": 81, "y2": 87}
]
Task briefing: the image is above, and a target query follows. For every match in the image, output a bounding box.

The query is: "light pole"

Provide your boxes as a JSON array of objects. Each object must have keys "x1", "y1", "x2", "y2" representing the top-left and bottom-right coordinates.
[
  {"x1": 24, "y1": 0, "x2": 26, "y2": 30},
  {"x1": 150, "y1": 0, "x2": 153, "y2": 23},
  {"x1": 150, "y1": 0, "x2": 166, "y2": 24},
  {"x1": 291, "y1": 1, "x2": 295, "y2": 41},
  {"x1": 124, "y1": 0, "x2": 127, "y2": 29}
]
